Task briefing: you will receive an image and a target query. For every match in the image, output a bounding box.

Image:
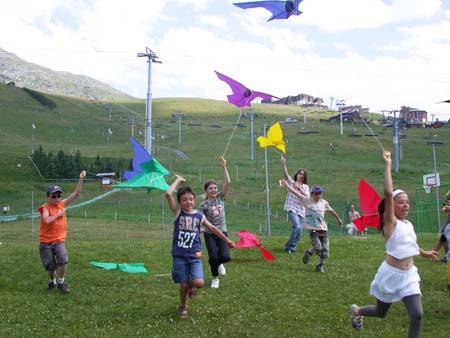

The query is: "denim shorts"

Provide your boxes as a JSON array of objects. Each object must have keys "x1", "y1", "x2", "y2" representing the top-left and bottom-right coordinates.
[
  {"x1": 39, "y1": 242, "x2": 68, "y2": 271},
  {"x1": 172, "y1": 256, "x2": 204, "y2": 284}
]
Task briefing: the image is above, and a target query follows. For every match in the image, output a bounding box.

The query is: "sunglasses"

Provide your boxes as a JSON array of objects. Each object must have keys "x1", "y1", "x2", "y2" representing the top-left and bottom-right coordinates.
[{"x1": 50, "y1": 194, "x2": 62, "y2": 199}]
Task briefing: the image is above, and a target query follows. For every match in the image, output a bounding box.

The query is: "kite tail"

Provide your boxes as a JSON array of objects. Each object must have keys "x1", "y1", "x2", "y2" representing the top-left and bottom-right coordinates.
[{"x1": 257, "y1": 244, "x2": 276, "y2": 260}]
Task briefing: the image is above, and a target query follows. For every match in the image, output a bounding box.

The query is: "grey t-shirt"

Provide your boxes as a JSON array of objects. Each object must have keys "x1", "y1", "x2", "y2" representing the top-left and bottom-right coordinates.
[{"x1": 198, "y1": 192, "x2": 227, "y2": 233}]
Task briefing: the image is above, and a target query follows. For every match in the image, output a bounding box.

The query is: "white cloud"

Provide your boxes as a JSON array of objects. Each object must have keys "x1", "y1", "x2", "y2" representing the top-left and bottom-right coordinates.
[{"x1": 1, "y1": 0, "x2": 450, "y2": 121}]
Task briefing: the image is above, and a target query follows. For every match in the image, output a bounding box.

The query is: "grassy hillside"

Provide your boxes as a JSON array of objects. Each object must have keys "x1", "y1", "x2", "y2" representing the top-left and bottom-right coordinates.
[{"x1": 1, "y1": 82, "x2": 449, "y2": 235}]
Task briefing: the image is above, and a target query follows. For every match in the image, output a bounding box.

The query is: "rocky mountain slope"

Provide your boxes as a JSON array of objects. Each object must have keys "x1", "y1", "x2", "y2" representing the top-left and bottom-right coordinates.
[{"x1": 0, "y1": 47, "x2": 132, "y2": 101}]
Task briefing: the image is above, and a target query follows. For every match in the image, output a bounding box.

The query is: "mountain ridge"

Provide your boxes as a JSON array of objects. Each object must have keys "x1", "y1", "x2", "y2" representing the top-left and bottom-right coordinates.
[{"x1": 0, "y1": 47, "x2": 133, "y2": 101}]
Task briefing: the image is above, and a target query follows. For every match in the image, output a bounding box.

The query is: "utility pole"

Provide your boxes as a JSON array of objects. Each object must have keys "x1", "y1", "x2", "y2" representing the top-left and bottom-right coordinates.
[
  {"x1": 329, "y1": 97, "x2": 335, "y2": 110},
  {"x1": 336, "y1": 99, "x2": 345, "y2": 135},
  {"x1": 177, "y1": 112, "x2": 182, "y2": 145},
  {"x1": 263, "y1": 123, "x2": 271, "y2": 237},
  {"x1": 430, "y1": 141, "x2": 444, "y2": 231},
  {"x1": 137, "y1": 47, "x2": 162, "y2": 154},
  {"x1": 249, "y1": 110, "x2": 255, "y2": 160},
  {"x1": 392, "y1": 110, "x2": 399, "y2": 172},
  {"x1": 31, "y1": 123, "x2": 36, "y2": 154}
]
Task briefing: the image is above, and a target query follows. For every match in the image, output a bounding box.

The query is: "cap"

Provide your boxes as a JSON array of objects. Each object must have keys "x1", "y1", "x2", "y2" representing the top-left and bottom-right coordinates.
[
  {"x1": 47, "y1": 185, "x2": 63, "y2": 194},
  {"x1": 312, "y1": 185, "x2": 323, "y2": 194}
]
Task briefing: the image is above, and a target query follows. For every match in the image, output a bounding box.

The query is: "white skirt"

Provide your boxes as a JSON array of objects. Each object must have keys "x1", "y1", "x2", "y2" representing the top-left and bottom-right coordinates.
[{"x1": 370, "y1": 260, "x2": 421, "y2": 303}]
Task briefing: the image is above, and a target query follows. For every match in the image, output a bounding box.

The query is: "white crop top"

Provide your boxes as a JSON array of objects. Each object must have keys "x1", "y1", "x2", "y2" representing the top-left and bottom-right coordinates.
[{"x1": 386, "y1": 219, "x2": 420, "y2": 259}]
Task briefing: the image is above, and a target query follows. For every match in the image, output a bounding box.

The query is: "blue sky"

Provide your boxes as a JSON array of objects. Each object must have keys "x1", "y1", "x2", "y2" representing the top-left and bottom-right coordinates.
[{"x1": 1, "y1": 0, "x2": 450, "y2": 120}]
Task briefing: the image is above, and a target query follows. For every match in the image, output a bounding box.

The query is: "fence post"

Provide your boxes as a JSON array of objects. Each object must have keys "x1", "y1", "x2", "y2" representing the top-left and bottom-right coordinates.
[{"x1": 31, "y1": 190, "x2": 35, "y2": 240}]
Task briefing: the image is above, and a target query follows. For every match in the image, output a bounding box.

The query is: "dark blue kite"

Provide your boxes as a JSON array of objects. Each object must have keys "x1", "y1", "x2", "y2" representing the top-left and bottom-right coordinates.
[{"x1": 233, "y1": 0, "x2": 303, "y2": 22}]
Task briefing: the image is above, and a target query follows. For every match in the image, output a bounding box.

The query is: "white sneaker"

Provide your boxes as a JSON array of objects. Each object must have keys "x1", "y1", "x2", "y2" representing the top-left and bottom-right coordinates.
[
  {"x1": 218, "y1": 264, "x2": 226, "y2": 276},
  {"x1": 211, "y1": 278, "x2": 219, "y2": 289}
]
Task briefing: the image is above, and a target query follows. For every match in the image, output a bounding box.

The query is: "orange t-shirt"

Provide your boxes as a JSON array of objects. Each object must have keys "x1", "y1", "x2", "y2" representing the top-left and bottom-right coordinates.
[{"x1": 38, "y1": 201, "x2": 67, "y2": 243}]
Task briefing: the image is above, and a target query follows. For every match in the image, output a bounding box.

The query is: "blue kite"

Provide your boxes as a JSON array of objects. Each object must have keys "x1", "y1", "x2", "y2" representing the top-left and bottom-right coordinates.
[{"x1": 233, "y1": 0, "x2": 303, "y2": 22}]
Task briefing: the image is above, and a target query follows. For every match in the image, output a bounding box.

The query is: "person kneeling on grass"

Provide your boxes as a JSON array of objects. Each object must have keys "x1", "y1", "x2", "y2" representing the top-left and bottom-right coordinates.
[
  {"x1": 38, "y1": 170, "x2": 86, "y2": 293},
  {"x1": 280, "y1": 180, "x2": 342, "y2": 273},
  {"x1": 165, "y1": 175, "x2": 235, "y2": 319},
  {"x1": 349, "y1": 150, "x2": 437, "y2": 338}
]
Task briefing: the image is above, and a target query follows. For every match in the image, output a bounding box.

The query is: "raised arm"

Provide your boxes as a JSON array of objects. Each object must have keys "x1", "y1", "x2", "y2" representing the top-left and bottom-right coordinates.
[
  {"x1": 281, "y1": 154, "x2": 290, "y2": 180},
  {"x1": 165, "y1": 175, "x2": 185, "y2": 215},
  {"x1": 202, "y1": 217, "x2": 235, "y2": 248},
  {"x1": 220, "y1": 156, "x2": 231, "y2": 197},
  {"x1": 64, "y1": 170, "x2": 86, "y2": 206},
  {"x1": 280, "y1": 179, "x2": 308, "y2": 199},
  {"x1": 382, "y1": 150, "x2": 395, "y2": 239}
]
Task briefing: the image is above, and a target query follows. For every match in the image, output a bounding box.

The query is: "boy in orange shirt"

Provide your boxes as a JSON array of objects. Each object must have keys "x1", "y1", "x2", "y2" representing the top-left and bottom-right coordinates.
[{"x1": 38, "y1": 170, "x2": 86, "y2": 293}]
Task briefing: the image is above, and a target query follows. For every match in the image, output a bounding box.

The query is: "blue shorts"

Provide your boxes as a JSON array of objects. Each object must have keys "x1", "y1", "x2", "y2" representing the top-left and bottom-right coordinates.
[{"x1": 172, "y1": 256, "x2": 204, "y2": 284}]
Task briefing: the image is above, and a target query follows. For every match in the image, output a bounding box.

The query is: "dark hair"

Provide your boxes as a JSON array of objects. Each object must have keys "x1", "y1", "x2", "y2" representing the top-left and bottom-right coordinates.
[
  {"x1": 378, "y1": 198, "x2": 386, "y2": 235},
  {"x1": 378, "y1": 189, "x2": 406, "y2": 235},
  {"x1": 293, "y1": 169, "x2": 308, "y2": 184},
  {"x1": 203, "y1": 180, "x2": 217, "y2": 191},
  {"x1": 176, "y1": 186, "x2": 196, "y2": 202}
]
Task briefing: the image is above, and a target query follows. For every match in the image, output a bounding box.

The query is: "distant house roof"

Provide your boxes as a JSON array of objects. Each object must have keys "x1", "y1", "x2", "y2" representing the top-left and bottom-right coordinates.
[{"x1": 96, "y1": 172, "x2": 116, "y2": 177}]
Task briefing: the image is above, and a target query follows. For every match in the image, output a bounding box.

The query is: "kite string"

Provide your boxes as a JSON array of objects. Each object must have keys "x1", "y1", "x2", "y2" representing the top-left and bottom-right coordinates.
[
  {"x1": 357, "y1": 112, "x2": 385, "y2": 151},
  {"x1": 222, "y1": 110, "x2": 243, "y2": 158}
]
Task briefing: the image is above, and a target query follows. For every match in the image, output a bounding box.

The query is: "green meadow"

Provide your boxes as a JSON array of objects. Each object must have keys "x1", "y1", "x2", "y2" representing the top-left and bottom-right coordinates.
[
  {"x1": 0, "y1": 83, "x2": 449, "y2": 337},
  {"x1": 0, "y1": 232, "x2": 448, "y2": 337}
]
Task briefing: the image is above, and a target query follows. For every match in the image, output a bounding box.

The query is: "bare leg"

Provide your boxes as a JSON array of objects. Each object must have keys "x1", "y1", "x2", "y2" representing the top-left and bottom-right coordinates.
[{"x1": 57, "y1": 264, "x2": 67, "y2": 280}]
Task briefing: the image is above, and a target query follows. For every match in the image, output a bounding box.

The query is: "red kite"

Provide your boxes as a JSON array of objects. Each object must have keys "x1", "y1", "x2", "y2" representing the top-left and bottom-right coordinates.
[
  {"x1": 352, "y1": 179, "x2": 381, "y2": 232},
  {"x1": 235, "y1": 229, "x2": 276, "y2": 260}
]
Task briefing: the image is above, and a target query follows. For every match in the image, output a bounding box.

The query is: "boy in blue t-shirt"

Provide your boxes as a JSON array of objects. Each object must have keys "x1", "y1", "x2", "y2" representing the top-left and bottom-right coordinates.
[{"x1": 165, "y1": 175, "x2": 235, "y2": 318}]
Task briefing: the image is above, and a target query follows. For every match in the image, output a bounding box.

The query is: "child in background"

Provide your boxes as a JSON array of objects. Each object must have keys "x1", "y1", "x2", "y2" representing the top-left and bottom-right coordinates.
[
  {"x1": 280, "y1": 180, "x2": 342, "y2": 272},
  {"x1": 165, "y1": 175, "x2": 235, "y2": 318},
  {"x1": 345, "y1": 204, "x2": 361, "y2": 236},
  {"x1": 38, "y1": 170, "x2": 86, "y2": 293},
  {"x1": 349, "y1": 150, "x2": 437, "y2": 337},
  {"x1": 199, "y1": 157, "x2": 231, "y2": 289}
]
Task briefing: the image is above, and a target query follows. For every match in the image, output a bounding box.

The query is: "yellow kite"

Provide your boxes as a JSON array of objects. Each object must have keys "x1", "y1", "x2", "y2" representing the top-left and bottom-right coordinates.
[{"x1": 257, "y1": 122, "x2": 286, "y2": 154}]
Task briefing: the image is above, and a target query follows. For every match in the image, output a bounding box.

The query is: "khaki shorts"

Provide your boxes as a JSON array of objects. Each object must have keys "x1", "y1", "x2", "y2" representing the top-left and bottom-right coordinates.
[{"x1": 39, "y1": 242, "x2": 68, "y2": 271}]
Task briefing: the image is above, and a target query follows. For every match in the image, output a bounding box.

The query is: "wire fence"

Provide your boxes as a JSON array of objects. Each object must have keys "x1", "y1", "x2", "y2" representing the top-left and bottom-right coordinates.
[
  {"x1": 1, "y1": 166, "x2": 448, "y2": 242},
  {"x1": 0, "y1": 189, "x2": 424, "y2": 242}
]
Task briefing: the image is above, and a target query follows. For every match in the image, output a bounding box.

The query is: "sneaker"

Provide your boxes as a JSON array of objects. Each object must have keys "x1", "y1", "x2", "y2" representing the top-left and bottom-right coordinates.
[
  {"x1": 218, "y1": 264, "x2": 226, "y2": 276},
  {"x1": 315, "y1": 264, "x2": 324, "y2": 273},
  {"x1": 178, "y1": 306, "x2": 188, "y2": 319},
  {"x1": 48, "y1": 281, "x2": 56, "y2": 291},
  {"x1": 350, "y1": 304, "x2": 363, "y2": 330},
  {"x1": 211, "y1": 278, "x2": 220, "y2": 289},
  {"x1": 302, "y1": 249, "x2": 311, "y2": 264},
  {"x1": 57, "y1": 282, "x2": 70, "y2": 294},
  {"x1": 437, "y1": 256, "x2": 447, "y2": 263},
  {"x1": 188, "y1": 287, "x2": 197, "y2": 299}
]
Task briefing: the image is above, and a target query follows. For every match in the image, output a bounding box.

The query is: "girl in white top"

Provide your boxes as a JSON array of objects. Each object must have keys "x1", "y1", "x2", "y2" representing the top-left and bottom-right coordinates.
[{"x1": 350, "y1": 150, "x2": 437, "y2": 338}]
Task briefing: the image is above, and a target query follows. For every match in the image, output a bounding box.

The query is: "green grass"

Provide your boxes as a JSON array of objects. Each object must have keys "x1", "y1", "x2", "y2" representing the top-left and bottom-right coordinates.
[{"x1": 0, "y1": 231, "x2": 448, "y2": 338}]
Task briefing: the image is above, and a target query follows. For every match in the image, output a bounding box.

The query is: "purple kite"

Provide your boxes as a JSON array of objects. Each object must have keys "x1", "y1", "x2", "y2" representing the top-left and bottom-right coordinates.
[
  {"x1": 215, "y1": 70, "x2": 278, "y2": 108},
  {"x1": 233, "y1": 0, "x2": 303, "y2": 22}
]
